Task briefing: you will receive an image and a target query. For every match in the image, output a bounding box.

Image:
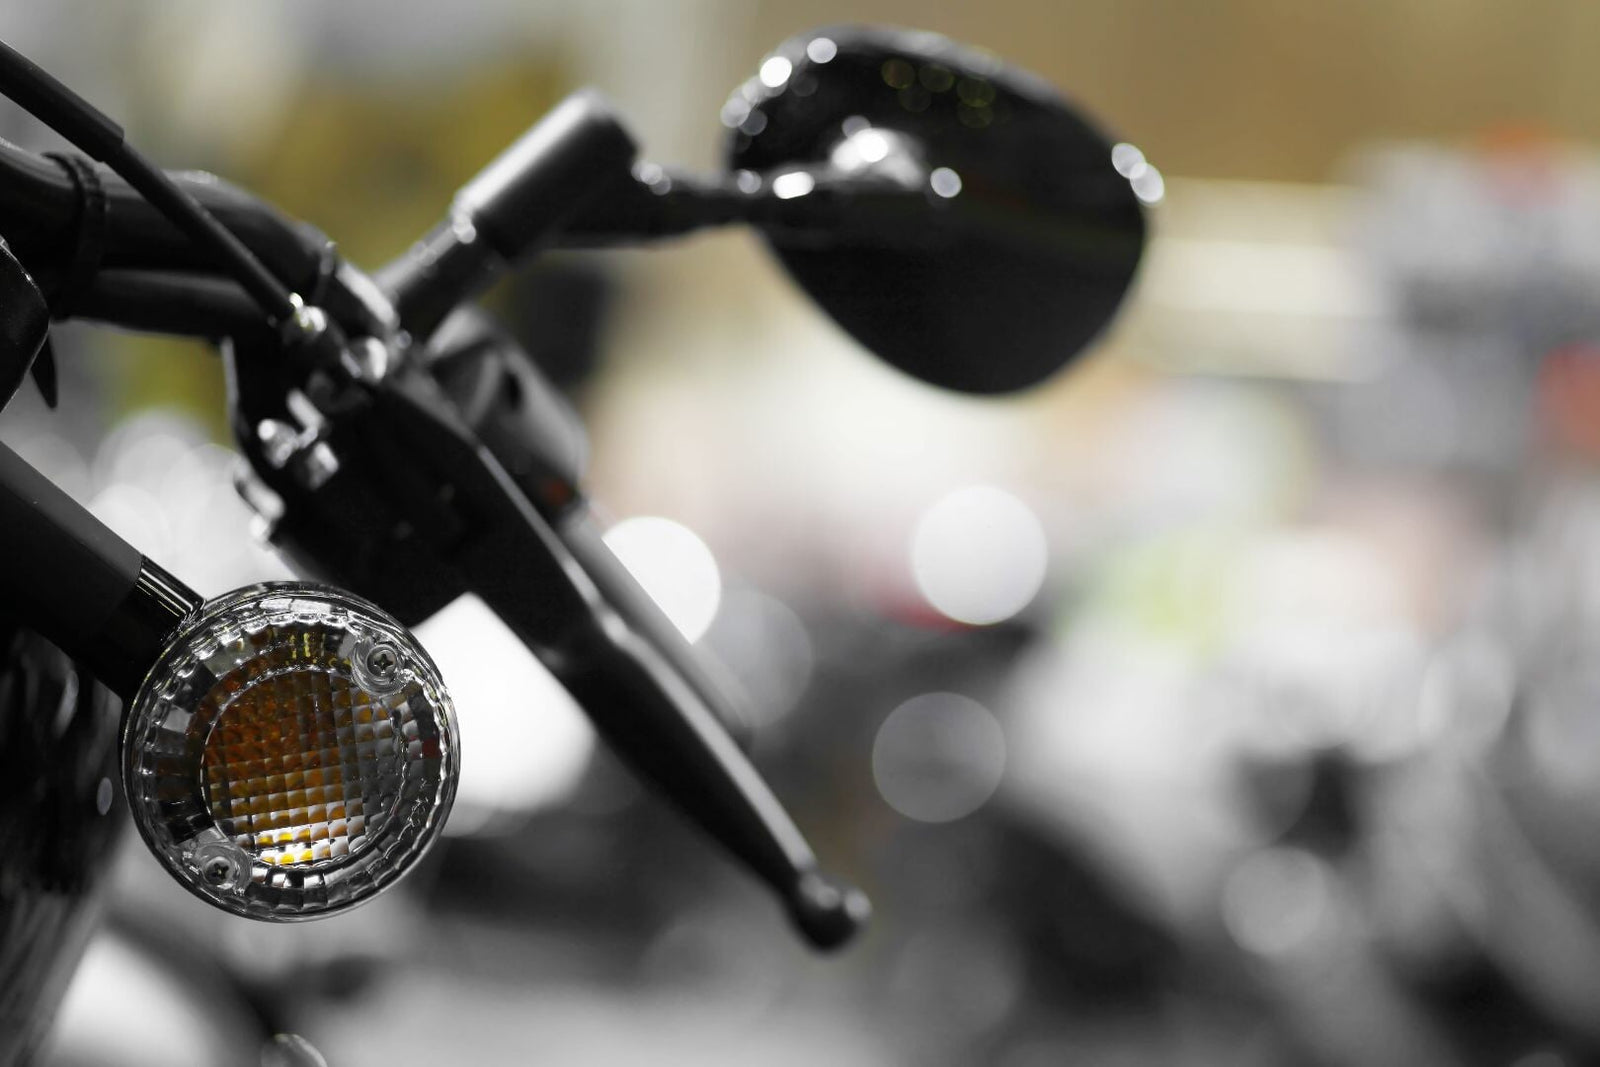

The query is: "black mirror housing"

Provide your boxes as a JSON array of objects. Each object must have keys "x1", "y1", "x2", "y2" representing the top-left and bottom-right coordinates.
[{"x1": 723, "y1": 25, "x2": 1148, "y2": 394}]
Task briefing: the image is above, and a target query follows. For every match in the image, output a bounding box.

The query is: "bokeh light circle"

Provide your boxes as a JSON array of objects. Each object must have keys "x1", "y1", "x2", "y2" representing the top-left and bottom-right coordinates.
[
  {"x1": 911, "y1": 486, "x2": 1048, "y2": 625},
  {"x1": 604, "y1": 516, "x2": 723, "y2": 642},
  {"x1": 872, "y1": 692, "x2": 1007, "y2": 823}
]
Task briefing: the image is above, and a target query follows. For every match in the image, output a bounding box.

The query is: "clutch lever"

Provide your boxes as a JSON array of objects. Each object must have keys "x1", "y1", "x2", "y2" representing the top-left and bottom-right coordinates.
[{"x1": 228, "y1": 342, "x2": 868, "y2": 949}]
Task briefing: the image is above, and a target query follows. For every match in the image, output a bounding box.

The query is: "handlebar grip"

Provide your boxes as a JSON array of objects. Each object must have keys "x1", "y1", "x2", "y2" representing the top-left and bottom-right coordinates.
[{"x1": 0, "y1": 138, "x2": 328, "y2": 301}]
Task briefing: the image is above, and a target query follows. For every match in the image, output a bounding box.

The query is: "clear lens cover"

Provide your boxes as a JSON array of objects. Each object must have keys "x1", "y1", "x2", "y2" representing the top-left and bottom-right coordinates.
[{"x1": 123, "y1": 583, "x2": 458, "y2": 920}]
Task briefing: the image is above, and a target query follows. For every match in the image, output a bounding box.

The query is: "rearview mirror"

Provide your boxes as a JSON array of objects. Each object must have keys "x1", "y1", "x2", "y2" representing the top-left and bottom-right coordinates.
[
  {"x1": 555, "y1": 25, "x2": 1152, "y2": 394},
  {"x1": 721, "y1": 25, "x2": 1151, "y2": 394}
]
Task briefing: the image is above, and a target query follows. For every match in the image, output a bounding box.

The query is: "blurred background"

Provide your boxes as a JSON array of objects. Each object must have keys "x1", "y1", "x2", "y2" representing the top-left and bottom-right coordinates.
[{"x1": 5, "y1": 1, "x2": 1600, "y2": 1064}]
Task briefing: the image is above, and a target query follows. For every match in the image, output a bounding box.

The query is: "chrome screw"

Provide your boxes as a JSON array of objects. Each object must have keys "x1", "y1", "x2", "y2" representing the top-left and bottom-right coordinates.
[
  {"x1": 202, "y1": 855, "x2": 235, "y2": 886},
  {"x1": 365, "y1": 644, "x2": 398, "y2": 680}
]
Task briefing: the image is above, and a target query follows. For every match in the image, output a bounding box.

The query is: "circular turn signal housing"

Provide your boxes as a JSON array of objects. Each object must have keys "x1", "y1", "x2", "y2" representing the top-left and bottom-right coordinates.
[{"x1": 123, "y1": 583, "x2": 458, "y2": 920}]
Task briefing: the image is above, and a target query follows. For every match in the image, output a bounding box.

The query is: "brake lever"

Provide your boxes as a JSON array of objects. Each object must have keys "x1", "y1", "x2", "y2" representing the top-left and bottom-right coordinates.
[
  {"x1": 387, "y1": 373, "x2": 867, "y2": 945},
  {"x1": 426, "y1": 310, "x2": 754, "y2": 744},
  {"x1": 227, "y1": 338, "x2": 868, "y2": 949}
]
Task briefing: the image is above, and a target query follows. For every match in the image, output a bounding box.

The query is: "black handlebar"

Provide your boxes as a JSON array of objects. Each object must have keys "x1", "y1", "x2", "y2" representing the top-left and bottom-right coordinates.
[{"x1": 0, "y1": 139, "x2": 323, "y2": 282}]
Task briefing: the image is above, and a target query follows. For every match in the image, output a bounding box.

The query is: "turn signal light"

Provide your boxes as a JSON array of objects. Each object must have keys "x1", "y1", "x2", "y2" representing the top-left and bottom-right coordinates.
[{"x1": 122, "y1": 584, "x2": 458, "y2": 919}]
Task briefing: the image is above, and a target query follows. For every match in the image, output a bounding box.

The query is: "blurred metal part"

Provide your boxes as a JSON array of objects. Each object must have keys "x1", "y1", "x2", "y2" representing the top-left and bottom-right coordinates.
[
  {"x1": 262, "y1": 1033, "x2": 329, "y2": 1067},
  {"x1": 0, "y1": 234, "x2": 48, "y2": 412},
  {"x1": 0, "y1": 629, "x2": 123, "y2": 1065}
]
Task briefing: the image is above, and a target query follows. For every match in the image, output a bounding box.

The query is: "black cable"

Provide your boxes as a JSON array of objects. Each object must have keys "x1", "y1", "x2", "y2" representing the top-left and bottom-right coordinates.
[
  {"x1": 107, "y1": 141, "x2": 296, "y2": 322},
  {"x1": 0, "y1": 36, "x2": 297, "y2": 325}
]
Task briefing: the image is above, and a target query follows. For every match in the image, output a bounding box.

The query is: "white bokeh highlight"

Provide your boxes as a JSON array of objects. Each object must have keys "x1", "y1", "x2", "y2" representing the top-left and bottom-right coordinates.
[
  {"x1": 417, "y1": 594, "x2": 595, "y2": 835},
  {"x1": 911, "y1": 486, "x2": 1048, "y2": 625},
  {"x1": 603, "y1": 515, "x2": 723, "y2": 643}
]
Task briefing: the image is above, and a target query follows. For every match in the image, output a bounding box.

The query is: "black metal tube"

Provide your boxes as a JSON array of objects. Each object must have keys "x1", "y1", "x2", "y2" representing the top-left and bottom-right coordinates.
[
  {"x1": 0, "y1": 443, "x2": 199, "y2": 697},
  {"x1": 454, "y1": 89, "x2": 637, "y2": 260},
  {"x1": 383, "y1": 89, "x2": 637, "y2": 338},
  {"x1": 0, "y1": 138, "x2": 330, "y2": 301}
]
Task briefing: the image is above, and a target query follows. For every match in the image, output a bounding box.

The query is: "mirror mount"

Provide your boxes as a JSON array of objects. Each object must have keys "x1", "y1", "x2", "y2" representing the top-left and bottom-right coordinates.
[{"x1": 557, "y1": 160, "x2": 940, "y2": 247}]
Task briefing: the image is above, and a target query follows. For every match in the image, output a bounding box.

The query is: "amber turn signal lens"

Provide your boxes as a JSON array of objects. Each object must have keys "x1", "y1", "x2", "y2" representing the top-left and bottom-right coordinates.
[{"x1": 122, "y1": 583, "x2": 458, "y2": 919}]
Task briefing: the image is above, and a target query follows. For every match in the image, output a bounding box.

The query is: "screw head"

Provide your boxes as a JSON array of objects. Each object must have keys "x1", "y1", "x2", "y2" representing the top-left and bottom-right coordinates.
[
  {"x1": 365, "y1": 644, "x2": 398, "y2": 678},
  {"x1": 202, "y1": 855, "x2": 235, "y2": 886}
]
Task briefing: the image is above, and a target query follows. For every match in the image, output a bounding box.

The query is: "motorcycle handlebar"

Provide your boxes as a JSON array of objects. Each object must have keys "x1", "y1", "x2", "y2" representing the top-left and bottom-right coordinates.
[
  {"x1": 0, "y1": 137, "x2": 329, "y2": 297},
  {"x1": 0, "y1": 88, "x2": 638, "y2": 342}
]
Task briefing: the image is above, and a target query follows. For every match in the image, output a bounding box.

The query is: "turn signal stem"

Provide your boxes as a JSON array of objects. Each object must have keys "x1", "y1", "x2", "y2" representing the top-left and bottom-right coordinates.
[{"x1": 0, "y1": 441, "x2": 199, "y2": 696}]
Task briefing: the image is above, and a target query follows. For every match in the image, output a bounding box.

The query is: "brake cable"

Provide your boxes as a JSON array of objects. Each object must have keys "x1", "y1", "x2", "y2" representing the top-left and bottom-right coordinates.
[{"x1": 0, "y1": 37, "x2": 310, "y2": 336}]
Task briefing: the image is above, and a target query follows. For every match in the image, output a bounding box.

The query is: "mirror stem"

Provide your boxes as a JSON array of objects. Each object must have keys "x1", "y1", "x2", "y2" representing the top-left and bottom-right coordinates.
[{"x1": 555, "y1": 165, "x2": 937, "y2": 248}]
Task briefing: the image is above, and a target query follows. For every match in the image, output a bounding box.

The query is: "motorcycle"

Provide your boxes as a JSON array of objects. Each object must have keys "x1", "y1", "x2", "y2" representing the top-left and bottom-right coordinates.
[{"x1": 0, "y1": 23, "x2": 1147, "y2": 1063}]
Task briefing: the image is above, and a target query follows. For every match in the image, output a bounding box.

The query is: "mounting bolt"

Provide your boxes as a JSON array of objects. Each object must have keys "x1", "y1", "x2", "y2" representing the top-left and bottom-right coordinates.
[
  {"x1": 296, "y1": 441, "x2": 340, "y2": 489},
  {"x1": 256, "y1": 419, "x2": 299, "y2": 468},
  {"x1": 350, "y1": 337, "x2": 391, "y2": 382}
]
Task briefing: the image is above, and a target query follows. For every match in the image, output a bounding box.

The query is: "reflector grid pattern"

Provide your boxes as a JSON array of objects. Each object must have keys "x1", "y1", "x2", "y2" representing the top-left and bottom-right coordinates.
[
  {"x1": 121, "y1": 584, "x2": 457, "y2": 920},
  {"x1": 203, "y1": 667, "x2": 405, "y2": 867}
]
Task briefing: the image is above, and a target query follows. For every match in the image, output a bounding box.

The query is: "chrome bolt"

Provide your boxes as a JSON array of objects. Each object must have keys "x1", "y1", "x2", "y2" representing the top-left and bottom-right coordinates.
[
  {"x1": 297, "y1": 441, "x2": 340, "y2": 489},
  {"x1": 256, "y1": 419, "x2": 299, "y2": 468}
]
